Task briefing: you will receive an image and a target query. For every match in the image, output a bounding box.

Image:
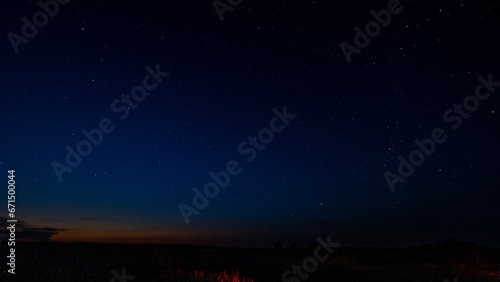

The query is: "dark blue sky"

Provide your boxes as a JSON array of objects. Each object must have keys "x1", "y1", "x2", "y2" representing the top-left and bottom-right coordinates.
[{"x1": 0, "y1": 0, "x2": 499, "y2": 247}]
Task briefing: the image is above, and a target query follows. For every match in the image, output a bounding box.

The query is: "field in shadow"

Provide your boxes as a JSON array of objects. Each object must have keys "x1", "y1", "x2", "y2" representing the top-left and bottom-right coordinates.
[{"x1": 1, "y1": 239, "x2": 499, "y2": 281}]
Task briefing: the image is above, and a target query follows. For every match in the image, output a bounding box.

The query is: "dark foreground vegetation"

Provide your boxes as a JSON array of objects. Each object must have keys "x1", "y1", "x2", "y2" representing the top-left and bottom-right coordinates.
[{"x1": 1, "y1": 239, "x2": 499, "y2": 281}]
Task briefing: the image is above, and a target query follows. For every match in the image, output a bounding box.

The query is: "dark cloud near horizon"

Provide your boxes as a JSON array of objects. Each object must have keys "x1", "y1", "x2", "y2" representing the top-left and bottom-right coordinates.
[{"x1": 1, "y1": 217, "x2": 67, "y2": 242}]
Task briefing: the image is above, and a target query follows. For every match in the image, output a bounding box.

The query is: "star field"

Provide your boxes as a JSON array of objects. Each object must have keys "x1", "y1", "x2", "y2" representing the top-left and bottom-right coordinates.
[{"x1": 0, "y1": 0, "x2": 499, "y2": 247}]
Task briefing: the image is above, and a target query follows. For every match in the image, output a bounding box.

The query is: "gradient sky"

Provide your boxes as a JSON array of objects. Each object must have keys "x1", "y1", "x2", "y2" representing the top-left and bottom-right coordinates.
[{"x1": 1, "y1": 0, "x2": 499, "y2": 248}]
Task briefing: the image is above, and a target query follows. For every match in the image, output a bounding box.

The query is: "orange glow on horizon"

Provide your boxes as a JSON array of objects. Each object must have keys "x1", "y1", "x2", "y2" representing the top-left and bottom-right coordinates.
[
  {"x1": 51, "y1": 229, "x2": 191, "y2": 244},
  {"x1": 49, "y1": 228, "x2": 239, "y2": 246}
]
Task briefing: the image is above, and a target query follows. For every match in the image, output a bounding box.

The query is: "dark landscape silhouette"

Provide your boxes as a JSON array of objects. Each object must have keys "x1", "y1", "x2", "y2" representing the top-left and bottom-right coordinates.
[{"x1": 1, "y1": 238, "x2": 499, "y2": 281}]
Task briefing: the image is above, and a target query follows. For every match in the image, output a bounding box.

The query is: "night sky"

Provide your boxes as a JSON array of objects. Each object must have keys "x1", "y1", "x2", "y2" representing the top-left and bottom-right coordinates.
[{"x1": 1, "y1": 0, "x2": 499, "y2": 248}]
